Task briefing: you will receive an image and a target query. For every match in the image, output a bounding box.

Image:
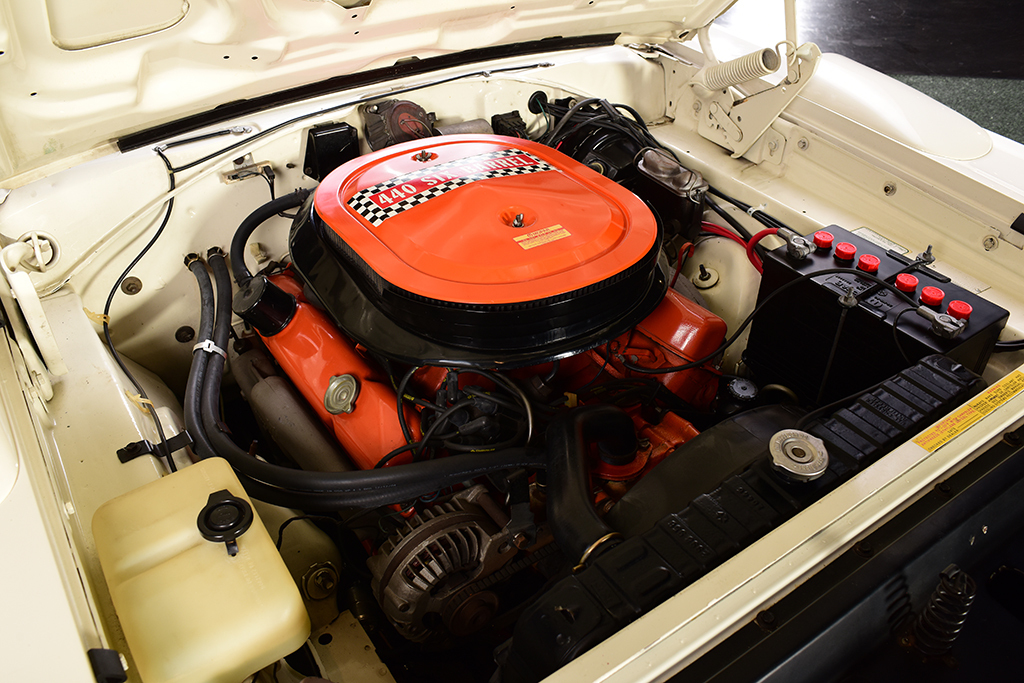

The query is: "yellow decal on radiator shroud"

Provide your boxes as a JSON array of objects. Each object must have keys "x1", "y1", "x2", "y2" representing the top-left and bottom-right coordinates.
[
  {"x1": 514, "y1": 224, "x2": 571, "y2": 250},
  {"x1": 913, "y1": 370, "x2": 1024, "y2": 453}
]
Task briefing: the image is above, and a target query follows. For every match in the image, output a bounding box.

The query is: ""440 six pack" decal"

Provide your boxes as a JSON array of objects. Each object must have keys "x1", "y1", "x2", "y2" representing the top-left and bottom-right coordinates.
[{"x1": 347, "y1": 148, "x2": 553, "y2": 226}]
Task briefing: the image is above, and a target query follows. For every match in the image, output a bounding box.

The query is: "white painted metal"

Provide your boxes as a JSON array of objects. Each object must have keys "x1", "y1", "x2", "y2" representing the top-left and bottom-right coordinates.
[
  {"x1": 680, "y1": 234, "x2": 762, "y2": 374},
  {"x1": 800, "y1": 54, "x2": 993, "y2": 161},
  {"x1": 2, "y1": 251, "x2": 68, "y2": 376},
  {"x1": 0, "y1": 328, "x2": 98, "y2": 682},
  {"x1": 0, "y1": 0, "x2": 736, "y2": 186},
  {"x1": 691, "y1": 38, "x2": 822, "y2": 158},
  {"x1": 310, "y1": 612, "x2": 399, "y2": 682},
  {"x1": 0, "y1": 6, "x2": 1022, "y2": 680}
]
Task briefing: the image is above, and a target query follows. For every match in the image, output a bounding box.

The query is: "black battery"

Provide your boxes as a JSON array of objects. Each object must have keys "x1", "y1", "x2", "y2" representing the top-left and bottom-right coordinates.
[{"x1": 743, "y1": 225, "x2": 1008, "y2": 406}]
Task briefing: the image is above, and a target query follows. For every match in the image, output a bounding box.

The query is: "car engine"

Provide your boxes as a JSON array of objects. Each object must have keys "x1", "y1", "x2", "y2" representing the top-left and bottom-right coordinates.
[
  {"x1": 144, "y1": 91, "x2": 1004, "y2": 682},
  {"x1": 6, "y1": 62, "x2": 1019, "y2": 682}
]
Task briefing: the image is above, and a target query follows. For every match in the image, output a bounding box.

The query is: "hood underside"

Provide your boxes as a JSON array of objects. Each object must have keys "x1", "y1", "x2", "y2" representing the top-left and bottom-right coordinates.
[{"x1": 0, "y1": 0, "x2": 735, "y2": 187}]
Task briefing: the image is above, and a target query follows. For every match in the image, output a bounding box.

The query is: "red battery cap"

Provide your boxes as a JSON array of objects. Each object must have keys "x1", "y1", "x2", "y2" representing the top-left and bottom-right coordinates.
[
  {"x1": 920, "y1": 286, "x2": 945, "y2": 307},
  {"x1": 834, "y1": 242, "x2": 857, "y2": 260},
  {"x1": 895, "y1": 273, "x2": 919, "y2": 292},
  {"x1": 947, "y1": 300, "x2": 972, "y2": 321},
  {"x1": 813, "y1": 231, "x2": 834, "y2": 249},
  {"x1": 857, "y1": 254, "x2": 880, "y2": 273}
]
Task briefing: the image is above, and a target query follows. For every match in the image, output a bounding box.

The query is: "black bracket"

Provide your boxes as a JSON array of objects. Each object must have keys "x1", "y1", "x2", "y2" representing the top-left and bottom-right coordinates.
[
  {"x1": 500, "y1": 469, "x2": 538, "y2": 550},
  {"x1": 1011, "y1": 212, "x2": 1024, "y2": 236},
  {"x1": 87, "y1": 648, "x2": 127, "y2": 683},
  {"x1": 117, "y1": 430, "x2": 194, "y2": 464}
]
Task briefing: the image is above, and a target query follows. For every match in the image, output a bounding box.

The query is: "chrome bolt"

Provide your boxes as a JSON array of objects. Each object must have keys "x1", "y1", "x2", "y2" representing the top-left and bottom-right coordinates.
[
  {"x1": 121, "y1": 277, "x2": 143, "y2": 295},
  {"x1": 797, "y1": 138, "x2": 809, "y2": 150},
  {"x1": 513, "y1": 213, "x2": 525, "y2": 228},
  {"x1": 303, "y1": 563, "x2": 340, "y2": 601},
  {"x1": 983, "y1": 235, "x2": 999, "y2": 251},
  {"x1": 883, "y1": 182, "x2": 897, "y2": 196},
  {"x1": 838, "y1": 284, "x2": 859, "y2": 308},
  {"x1": 315, "y1": 570, "x2": 335, "y2": 590}
]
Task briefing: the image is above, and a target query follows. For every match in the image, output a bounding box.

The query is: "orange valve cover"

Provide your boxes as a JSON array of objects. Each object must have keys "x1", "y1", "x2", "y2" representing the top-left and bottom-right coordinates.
[
  {"x1": 290, "y1": 135, "x2": 666, "y2": 368},
  {"x1": 252, "y1": 272, "x2": 422, "y2": 469}
]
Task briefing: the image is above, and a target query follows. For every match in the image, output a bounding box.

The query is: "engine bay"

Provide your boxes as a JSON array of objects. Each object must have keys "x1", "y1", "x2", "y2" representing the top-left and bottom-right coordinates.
[{"x1": 3, "y1": 41, "x2": 1024, "y2": 683}]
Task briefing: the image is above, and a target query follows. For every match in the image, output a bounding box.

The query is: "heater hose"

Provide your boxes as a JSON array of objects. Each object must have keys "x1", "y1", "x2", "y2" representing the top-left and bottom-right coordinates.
[{"x1": 229, "y1": 190, "x2": 310, "y2": 285}]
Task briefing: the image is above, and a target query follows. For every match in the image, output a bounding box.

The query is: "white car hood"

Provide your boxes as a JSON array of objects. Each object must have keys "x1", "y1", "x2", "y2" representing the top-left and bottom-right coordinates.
[{"x1": 0, "y1": 0, "x2": 734, "y2": 186}]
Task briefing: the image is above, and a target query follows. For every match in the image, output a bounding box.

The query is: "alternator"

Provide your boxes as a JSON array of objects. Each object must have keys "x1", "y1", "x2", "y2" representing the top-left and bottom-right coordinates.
[{"x1": 367, "y1": 486, "x2": 517, "y2": 641}]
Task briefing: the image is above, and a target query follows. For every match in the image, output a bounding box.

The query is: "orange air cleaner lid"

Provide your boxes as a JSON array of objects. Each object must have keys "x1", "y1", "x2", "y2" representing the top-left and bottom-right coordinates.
[
  {"x1": 293, "y1": 134, "x2": 665, "y2": 361},
  {"x1": 313, "y1": 135, "x2": 657, "y2": 305}
]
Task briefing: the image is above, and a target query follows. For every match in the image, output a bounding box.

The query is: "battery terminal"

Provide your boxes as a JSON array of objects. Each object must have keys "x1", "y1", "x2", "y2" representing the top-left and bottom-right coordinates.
[
  {"x1": 777, "y1": 227, "x2": 813, "y2": 260},
  {"x1": 916, "y1": 306, "x2": 967, "y2": 339}
]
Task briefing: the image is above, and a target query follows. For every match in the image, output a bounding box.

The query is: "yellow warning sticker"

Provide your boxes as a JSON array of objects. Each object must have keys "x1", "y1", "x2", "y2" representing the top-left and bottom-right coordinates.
[
  {"x1": 514, "y1": 224, "x2": 571, "y2": 250},
  {"x1": 913, "y1": 370, "x2": 1024, "y2": 452}
]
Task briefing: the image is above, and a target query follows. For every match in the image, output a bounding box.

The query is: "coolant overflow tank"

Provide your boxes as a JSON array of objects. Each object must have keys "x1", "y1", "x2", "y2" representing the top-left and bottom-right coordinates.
[{"x1": 92, "y1": 458, "x2": 310, "y2": 683}]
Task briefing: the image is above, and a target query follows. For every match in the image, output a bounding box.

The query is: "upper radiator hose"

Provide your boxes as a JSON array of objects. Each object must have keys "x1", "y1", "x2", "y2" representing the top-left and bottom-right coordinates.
[
  {"x1": 229, "y1": 190, "x2": 310, "y2": 285},
  {"x1": 545, "y1": 405, "x2": 637, "y2": 565}
]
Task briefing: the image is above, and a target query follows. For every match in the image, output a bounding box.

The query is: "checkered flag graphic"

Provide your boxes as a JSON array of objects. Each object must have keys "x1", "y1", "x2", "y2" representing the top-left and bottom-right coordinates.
[{"x1": 347, "y1": 148, "x2": 553, "y2": 226}]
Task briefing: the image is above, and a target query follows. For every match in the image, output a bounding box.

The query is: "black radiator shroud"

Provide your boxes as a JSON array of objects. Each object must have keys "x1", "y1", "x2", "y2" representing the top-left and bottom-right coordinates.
[{"x1": 497, "y1": 354, "x2": 985, "y2": 682}]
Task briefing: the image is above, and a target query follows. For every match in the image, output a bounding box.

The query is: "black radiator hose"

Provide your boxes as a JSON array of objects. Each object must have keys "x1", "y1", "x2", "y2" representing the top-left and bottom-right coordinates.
[
  {"x1": 229, "y1": 190, "x2": 310, "y2": 285},
  {"x1": 545, "y1": 405, "x2": 636, "y2": 564},
  {"x1": 199, "y1": 248, "x2": 235, "y2": 446},
  {"x1": 183, "y1": 255, "x2": 218, "y2": 460},
  {"x1": 194, "y1": 248, "x2": 546, "y2": 506},
  {"x1": 200, "y1": 343, "x2": 544, "y2": 501}
]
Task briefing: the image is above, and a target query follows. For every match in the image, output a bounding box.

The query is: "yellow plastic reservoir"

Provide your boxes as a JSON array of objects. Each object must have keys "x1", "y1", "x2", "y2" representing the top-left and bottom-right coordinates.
[{"x1": 93, "y1": 457, "x2": 310, "y2": 683}]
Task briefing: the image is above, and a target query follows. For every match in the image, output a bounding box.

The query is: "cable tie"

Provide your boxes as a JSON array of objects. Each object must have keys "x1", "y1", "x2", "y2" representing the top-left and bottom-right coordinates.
[
  {"x1": 83, "y1": 308, "x2": 111, "y2": 324},
  {"x1": 193, "y1": 339, "x2": 228, "y2": 359},
  {"x1": 125, "y1": 391, "x2": 154, "y2": 415}
]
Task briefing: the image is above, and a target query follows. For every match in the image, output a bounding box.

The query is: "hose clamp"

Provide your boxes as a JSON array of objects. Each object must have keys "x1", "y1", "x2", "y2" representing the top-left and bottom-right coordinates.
[
  {"x1": 192, "y1": 339, "x2": 227, "y2": 359},
  {"x1": 573, "y1": 532, "x2": 623, "y2": 573}
]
